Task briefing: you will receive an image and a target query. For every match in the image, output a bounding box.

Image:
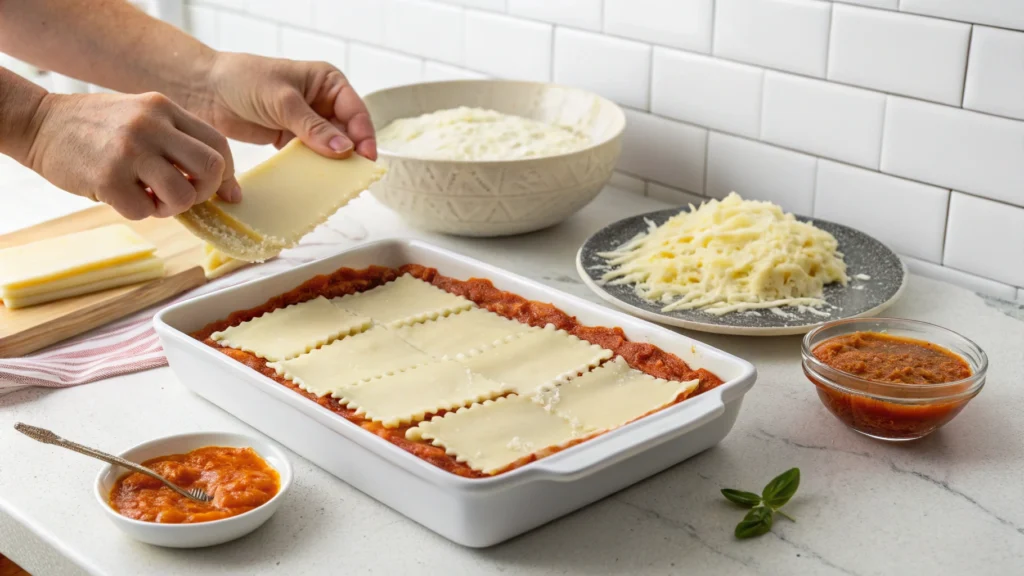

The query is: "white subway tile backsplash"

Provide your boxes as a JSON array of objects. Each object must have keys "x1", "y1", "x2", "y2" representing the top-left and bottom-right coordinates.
[
  {"x1": 386, "y1": 0, "x2": 464, "y2": 65},
  {"x1": 762, "y1": 72, "x2": 885, "y2": 169},
  {"x1": 705, "y1": 132, "x2": 817, "y2": 214},
  {"x1": 647, "y1": 183, "x2": 705, "y2": 206},
  {"x1": 1018, "y1": 288, "x2": 1024, "y2": 302},
  {"x1": 881, "y1": 97, "x2": 1024, "y2": 208},
  {"x1": 619, "y1": 109, "x2": 707, "y2": 194},
  {"x1": 900, "y1": 0, "x2": 1024, "y2": 32},
  {"x1": 191, "y1": 0, "x2": 1024, "y2": 294},
  {"x1": 280, "y1": 28, "x2": 347, "y2": 70},
  {"x1": 218, "y1": 12, "x2": 279, "y2": 57},
  {"x1": 434, "y1": 0, "x2": 505, "y2": 11},
  {"x1": 198, "y1": 0, "x2": 243, "y2": 8},
  {"x1": 465, "y1": 11, "x2": 552, "y2": 82},
  {"x1": 347, "y1": 44, "x2": 423, "y2": 96},
  {"x1": 609, "y1": 172, "x2": 647, "y2": 196},
  {"x1": 186, "y1": 5, "x2": 219, "y2": 48},
  {"x1": 554, "y1": 29, "x2": 651, "y2": 110},
  {"x1": 422, "y1": 61, "x2": 488, "y2": 81},
  {"x1": 964, "y1": 27, "x2": 1024, "y2": 121},
  {"x1": 814, "y1": 160, "x2": 948, "y2": 262},
  {"x1": 651, "y1": 48, "x2": 763, "y2": 138},
  {"x1": 508, "y1": 0, "x2": 602, "y2": 31},
  {"x1": 943, "y1": 193, "x2": 1024, "y2": 288},
  {"x1": 834, "y1": 0, "x2": 897, "y2": 9},
  {"x1": 714, "y1": 0, "x2": 831, "y2": 77},
  {"x1": 903, "y1": 256, "x2": 1018, "y2": 300},
  {"x1": 313, "y1": 0, "x2": 387, "y2": 45},
  {"x1": 828, "y1": 5, "x2": 969, "y2": 105},
  {"x1": 245, "y1": 0, "x2": 312, "y2": 28},
  {"x1": 604, "y1": 0, "x2": 714, "y2": 54}
]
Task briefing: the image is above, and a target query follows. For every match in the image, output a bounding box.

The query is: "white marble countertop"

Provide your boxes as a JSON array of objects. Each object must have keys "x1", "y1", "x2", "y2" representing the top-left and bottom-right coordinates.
[{"x1": 2, "y1": 144, "x2": 1023, "y2": 576}]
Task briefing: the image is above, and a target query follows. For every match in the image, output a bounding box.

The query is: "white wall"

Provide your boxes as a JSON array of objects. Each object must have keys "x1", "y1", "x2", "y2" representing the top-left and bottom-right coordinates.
[{"x1": 184, "y1": 0, "x2": 1024, "y2": 301}]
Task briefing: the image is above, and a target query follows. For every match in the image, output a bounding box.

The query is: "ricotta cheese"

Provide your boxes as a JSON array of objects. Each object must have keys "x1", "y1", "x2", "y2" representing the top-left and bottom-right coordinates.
[{"x1": 377, "y1": 106, "x2": 591, "y2": 161}]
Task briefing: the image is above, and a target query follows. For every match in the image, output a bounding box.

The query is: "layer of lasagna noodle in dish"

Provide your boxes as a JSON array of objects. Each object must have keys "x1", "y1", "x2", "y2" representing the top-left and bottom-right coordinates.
[{"x1": 193, "y1": 265, "x2": 724, "y2": 478}]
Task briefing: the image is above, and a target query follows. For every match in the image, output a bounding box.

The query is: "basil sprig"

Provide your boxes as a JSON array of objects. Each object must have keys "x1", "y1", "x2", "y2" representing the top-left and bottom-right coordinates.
[{"x1": 722, "y1": 468, "x2": 800, "y2": 538}]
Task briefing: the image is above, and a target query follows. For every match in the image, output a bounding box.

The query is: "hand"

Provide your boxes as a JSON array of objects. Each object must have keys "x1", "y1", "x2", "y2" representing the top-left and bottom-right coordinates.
[
  {"x1": 25, "y1": 92, "x2": 239, "y2": 220},
  {"x1": 187, "y1": 52, "x2": 376, "y2": 160}
]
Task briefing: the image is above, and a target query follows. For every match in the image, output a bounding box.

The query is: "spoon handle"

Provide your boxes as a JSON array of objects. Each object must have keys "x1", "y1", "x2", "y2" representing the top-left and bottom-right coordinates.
[{"x1": 14, "y1": 423, "x2": 210, "y2": 503}]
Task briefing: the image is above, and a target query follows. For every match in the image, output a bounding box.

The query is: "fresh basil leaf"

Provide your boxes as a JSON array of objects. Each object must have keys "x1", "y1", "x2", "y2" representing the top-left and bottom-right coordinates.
[
  {"x1": 721, "y1": 489, "x2": 762, "y2": 508},
  {"x1": 762, "y1": 468, "x2": 800, "y2": 509},
  {"x1": 734, "y1": 506, "x2": 774, "y2": 539}
]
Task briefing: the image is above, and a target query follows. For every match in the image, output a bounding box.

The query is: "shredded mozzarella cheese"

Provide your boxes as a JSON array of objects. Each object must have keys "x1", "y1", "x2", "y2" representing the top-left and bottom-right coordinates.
[{"x1": 598, "y1": 193, "x2": 849, "y2": 316}]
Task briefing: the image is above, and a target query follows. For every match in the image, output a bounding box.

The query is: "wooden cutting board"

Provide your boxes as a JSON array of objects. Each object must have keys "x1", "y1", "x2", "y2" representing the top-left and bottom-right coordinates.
[{"x1": 0, "y1": 206, "x2": 207, "y2": 358}]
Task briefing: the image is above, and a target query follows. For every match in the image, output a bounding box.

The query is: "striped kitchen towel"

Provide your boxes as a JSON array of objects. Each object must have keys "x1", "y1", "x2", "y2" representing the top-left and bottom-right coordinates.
[{"x1": 0, "y1": 215, "x2": 370, "y2": 394}]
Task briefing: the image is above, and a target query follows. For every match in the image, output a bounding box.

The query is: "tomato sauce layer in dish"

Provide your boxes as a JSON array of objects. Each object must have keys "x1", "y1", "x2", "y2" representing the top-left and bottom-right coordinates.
[
  {"x1": 192, "y1": 264, "x2": 724, "y2": 478},
  {"x1": 110, "y1": 446, "x2": 280, "y2": 523}
]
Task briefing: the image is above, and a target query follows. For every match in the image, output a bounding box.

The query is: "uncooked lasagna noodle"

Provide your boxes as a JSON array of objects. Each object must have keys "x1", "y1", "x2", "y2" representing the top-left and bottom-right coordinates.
[
  {"x1": 407, "y1": 395, "x2": 581, "y2": 474},
  {"x1": 534, "y1": 357, "x2": 698, "y2": 433},
  {"x1": 200, "y1": 243, "x2": 250, "y2": 279},
  {"x1": 176, "y1": 140, "x2": 387, "y2": 263},
  {"x1": 332, "y1": 274, "x2": 475, "y2": 327},
  {"x1": 268, "y1": 326, "x2": 431, "y2": 396},
  {"x1": 394, "y1": 308, "x2": 533, "y2": 358},
  {"x1": 211, "y1": 296, "x2": 371, "y2": 361},
  {"x1": 335, "y1": 360, "x2": 512, "y2": 427},
  {"x1": 454, "y1": 324, "x2": 612, "y2": 396}
]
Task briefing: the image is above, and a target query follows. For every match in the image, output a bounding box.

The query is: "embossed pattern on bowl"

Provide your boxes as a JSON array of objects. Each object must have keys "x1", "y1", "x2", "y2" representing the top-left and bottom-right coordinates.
[{"x1": 364, "y1": 80, "x2": 625, "y2": 237}]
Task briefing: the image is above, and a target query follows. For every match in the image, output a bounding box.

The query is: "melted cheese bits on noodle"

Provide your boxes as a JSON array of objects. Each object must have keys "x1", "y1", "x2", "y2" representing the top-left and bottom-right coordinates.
[{"x1": 598, "y1": 193, "x2": 848, "y2": 315}]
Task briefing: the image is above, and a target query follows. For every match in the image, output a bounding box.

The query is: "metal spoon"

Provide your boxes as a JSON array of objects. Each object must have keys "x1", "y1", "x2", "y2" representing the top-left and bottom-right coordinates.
[{"x1": 14, "y1": 423, "x2": 213, "y2": 504}]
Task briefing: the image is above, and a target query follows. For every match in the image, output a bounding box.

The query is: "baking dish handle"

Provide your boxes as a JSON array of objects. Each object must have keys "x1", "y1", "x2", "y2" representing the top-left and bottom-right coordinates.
[{"x1": 528, "y1": 396, "x2": 727, "y2": 482}]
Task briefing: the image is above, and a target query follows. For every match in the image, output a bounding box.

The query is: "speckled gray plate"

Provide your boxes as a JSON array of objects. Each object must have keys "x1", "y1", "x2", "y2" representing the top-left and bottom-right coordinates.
[{"x1": 576, "y1": 208, "x2": 908, "y2": 336}]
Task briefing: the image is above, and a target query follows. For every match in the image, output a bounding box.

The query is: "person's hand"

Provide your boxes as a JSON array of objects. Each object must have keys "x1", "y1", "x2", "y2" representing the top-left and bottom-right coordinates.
[
  {"x1": 25, "y1": 92, "x2": 239, "y2": 220},
  {"x1": 187, "y1": 52, "x2": 376, "y2": 160}
]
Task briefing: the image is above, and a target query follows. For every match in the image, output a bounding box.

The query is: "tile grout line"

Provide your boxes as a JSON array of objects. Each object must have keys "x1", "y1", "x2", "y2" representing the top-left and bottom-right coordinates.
[
  {"x1": 757, "y1": 71, "x2": 768, "y2": 140},
  {"x1": 810, "y1": 158, "x2": 820, "y2": 216},
  {"x1": 824, "y1": 1, "x2": 834, "y2": 78},
  {"x1": 709, "y1": 0, "x2": 717, "y2": 53},
  {"x1": 701, "y1": 130, "x2": 711, "y2": 195},
  {"x1": 959, "y1": 25, "x2": 974, "y2": 108},
  {"x1": 876, "y1": 96, "x2": 889, "y2": 170},
  {"x1": 939, "y1": 190, "x2": 954, "y2": 264},
  {"x1": 615, "y1": 169, "x2": 707, "y2": 199}
]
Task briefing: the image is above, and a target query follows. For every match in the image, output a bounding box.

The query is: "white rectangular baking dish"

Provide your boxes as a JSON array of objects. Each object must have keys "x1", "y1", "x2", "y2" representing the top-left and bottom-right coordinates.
[{"x1": 154, "y1": 238, "x2": 757, "y2": 547}]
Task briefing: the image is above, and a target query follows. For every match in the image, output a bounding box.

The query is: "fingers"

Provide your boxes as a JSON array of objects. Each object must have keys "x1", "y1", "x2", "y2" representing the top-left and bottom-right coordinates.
[
  {"x1": 159, "y1": 131, "x2": 227, "y2": 205},
  {"x1": 101, "y1": 186, "x2": 157, "y2": 221},
  {"x1": 274, "y1": 130, "x2": 296, "y2": 149},
  {"x1": 325, "y1": 72, "x2": 377, "y2": 160},
  {"x1": 172, "y1": 108, "x2": 241, "y2": 202},
  {"x1": 136, "y1": 155, "x2": 198, "y2": 218},
  {"x1": 278, "y1": 90, "x2": 353, "y2": 158}
]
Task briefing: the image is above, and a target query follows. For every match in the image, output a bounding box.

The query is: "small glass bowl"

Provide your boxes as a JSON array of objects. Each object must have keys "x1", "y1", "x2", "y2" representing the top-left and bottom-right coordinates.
[{"x1": 801, "y1": 317, "x2": 987, "y2": 441}]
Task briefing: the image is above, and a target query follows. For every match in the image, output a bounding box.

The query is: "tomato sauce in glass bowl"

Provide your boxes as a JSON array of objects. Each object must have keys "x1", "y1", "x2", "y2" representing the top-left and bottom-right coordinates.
[{"x1": 802, "y1": 318, "x2": 987, "y2": 441}]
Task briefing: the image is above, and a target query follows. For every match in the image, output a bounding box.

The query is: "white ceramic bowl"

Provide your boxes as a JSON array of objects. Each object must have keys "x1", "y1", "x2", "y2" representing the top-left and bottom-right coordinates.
[
  {"x1": 364, "y1": 80, "x2": 626, "y2": 237},
  {"x1": 94, "y1": 431, "x2": 293, "y2": 548}
]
